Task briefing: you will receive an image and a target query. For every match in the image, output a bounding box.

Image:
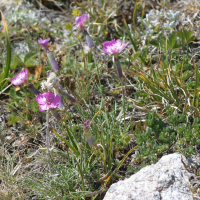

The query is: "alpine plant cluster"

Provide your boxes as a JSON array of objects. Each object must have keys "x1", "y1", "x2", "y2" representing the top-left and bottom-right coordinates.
[{"x1": 10, "y1": 13, "x2": 127, "y2": 146}]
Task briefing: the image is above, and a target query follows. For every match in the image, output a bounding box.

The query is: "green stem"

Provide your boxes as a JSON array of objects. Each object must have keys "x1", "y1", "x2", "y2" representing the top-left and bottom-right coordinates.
[
  {"x1": 74, "y1": 156, "x2": 85, "y2": 190},
  {"x1": 46, "y1": 109, "x2": 52, "y2": 175},
  {"x1": 0, "y1": 83, "x2": 12, "y2": 95},
  {"x1": 120, "y1": 79, "x2": 126, "y2": 132}
]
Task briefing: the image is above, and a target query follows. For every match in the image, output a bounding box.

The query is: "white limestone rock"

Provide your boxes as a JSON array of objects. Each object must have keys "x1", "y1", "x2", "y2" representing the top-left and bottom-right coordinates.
[{"x1": 104, "y1": 153, "x2": 194, "y2": 200}]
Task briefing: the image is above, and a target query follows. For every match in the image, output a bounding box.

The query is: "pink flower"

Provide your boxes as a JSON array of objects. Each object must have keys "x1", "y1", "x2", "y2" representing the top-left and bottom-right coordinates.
[
  {"x1": 73, "y1": 14, "x2": 87, "y2": 31},
  {"x1": 38, "y1": 38, "x2": 49, "y2": 50},
  {"x1": 38, "y1": 39, "x2": 59, "y2": 72},
  {"x1": 103, "y1": 39, "x2": 126, "y2": 54},
  {"x1": 35, "y1": 92, "x2": 61, "y2": 111},
  {"x1": 83, "y1": 120, "x2": 94, "y2": 146},
  {"x1": 103, "y1": 39, "x2": 126, "y2": 78},
  {"x1": 83, "y1": 120, "x2": 90, "y2": 131},
  {"x1": 11, "y1": 68, "x2": 28, "y2": 85}
]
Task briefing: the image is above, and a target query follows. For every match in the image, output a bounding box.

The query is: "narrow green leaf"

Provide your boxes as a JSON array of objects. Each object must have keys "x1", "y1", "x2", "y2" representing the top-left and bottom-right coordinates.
[
  {"x1": 65, "y1": 125, "x2": 80, "y2": 152},
  {"x1": 0, "y1": 10, "x2": 11, "y2": 89},
  {"x1": 172, "y1": 43, "x2": 181, "y2": 50},
  {"x1": 133, "y1": 51, "x2": 141, "y2": 59},
  {"x1": 150, "y1": 40, "x2": 160, "y2": 48},
  {"x1": 181, "y1": 71, "x2": 193, "y2": 81},
  {"x1": 123, "y1": 17, "x2": 138, "y2": 51},
  {"x1": 193, "y1": 60, "x2": 199, "y2": 107},
  {"x1": 117, "y1": 145, "x2": 138, "y2": 170},
  {"x1": 187, "y1": 36, "x2": 195, "y2": 43},
  {"x1": 24, "y1": 52, "x2": 38, "y2": 63},
  {"x1": 73, "y1": 0, "x2": 96, "y2": 20},
  {"x1": 168, "y1": 32, "x2": 176, "y2": 49},
  {"x1": 52, "y1": 128, "x2": 80, "y2": 156}
]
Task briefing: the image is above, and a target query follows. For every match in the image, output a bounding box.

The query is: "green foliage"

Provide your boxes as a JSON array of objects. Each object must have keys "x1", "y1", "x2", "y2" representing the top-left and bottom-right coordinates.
[
  {"x1": 135, "y1": 111, "x2": 200, "y2": 167},
  {"x1": 0, "y1": 11, "x2": 11, "y2": 90},
  {"x1": 16, "y1": 51, "x2": 39, "y2": 68},
  {"x1": 150, "y1": 31, "x2": 181, "y2": 51},
  {"x1": 177, "y1": 29, "x2": 196, "y2": 45}
]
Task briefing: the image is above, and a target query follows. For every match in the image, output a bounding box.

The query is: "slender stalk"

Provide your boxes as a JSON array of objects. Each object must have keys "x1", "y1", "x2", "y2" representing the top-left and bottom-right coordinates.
[
  {"x1": 124, "y1": 53, "x2": 132, "y2": 96},
  {"x1": 0, "y1": 83, "x2": 12, "y2": 95},
  {"x1": 120, "y1": 78, "x2": 126, "y2": 132},
  {"x1": 114, "y1": 56, "x2": 123, "y2": 78},
  {"x1": 46, "y1": 109, "x2": 52, "y2": 175}
]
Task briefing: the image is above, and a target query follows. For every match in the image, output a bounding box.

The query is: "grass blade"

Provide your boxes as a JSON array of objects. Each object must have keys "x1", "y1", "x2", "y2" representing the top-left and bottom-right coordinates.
[
  {"x1": 73, "y1": 0, "x2": 95, "y2": 20},
  {"x1": 52, "y1": 128, "x2": 80, "y2": 156},
  {"x1": 117, "y1": 145, "x2": 138, "y2": 170},
  {"x1": 193, "y1": 60, "x2": 199, "y2": 107},
  {"x1": 0, "y1": 10, "x2": 11, "y2": 89}
]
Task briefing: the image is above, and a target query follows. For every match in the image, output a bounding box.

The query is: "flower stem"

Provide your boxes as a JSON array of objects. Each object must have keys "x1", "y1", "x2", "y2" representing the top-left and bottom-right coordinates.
[
  {"x1": 0, "y1": 83, "x2": 12, "y2": 95},
  {"x1": 46, "y1": 109, "x2": 52, "y2": 175},
  {"x1": 114, "y1": 56, "x2": 123, "y2": 78},
  {"x1": 120, "y1": 79, "x2": 126, "y2": 132}
]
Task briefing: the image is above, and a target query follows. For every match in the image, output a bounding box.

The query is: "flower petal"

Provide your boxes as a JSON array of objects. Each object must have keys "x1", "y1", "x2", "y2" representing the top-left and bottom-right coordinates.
[
  {"x1": 11, "y1": 68, "x2": 28, "y2": 85},
  {"x1": 103, "y1": 39, "x2": 126, "y2": 54},
  {"x1": 73, "y1": 24, "x2": 79, "y2": 30},
  {"x1": 103, "y1": 41, "x2": 113, "y2": 54},
  {"x1": 39, "y1": 104, "x2": 49, "y2": 111},
  {"x1": 38, "y1": 38, "x2": 49, "y2": 50},
  {"x1": 36, "y1": 92, "x2": 60, "y2": 111},
  {"x1": 83, "y1": 120, "x2": 90, "y2": 130},
  {"x1": 75, "y1": 14, "x2": 87, "y2": 26},
  {"x1": 35, "y1": 94, "x2": 46, "y2": 105},
  {"x1": 50, "y1": 95, "x2": 61, "y2": 109},
  {"x1": 43, "y1": 92, "x2": 55, "y2": 102}
]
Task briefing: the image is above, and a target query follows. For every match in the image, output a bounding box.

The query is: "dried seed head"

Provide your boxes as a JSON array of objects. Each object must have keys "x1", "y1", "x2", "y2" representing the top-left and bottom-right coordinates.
[
  {"x1": 70, "y1": 78, "x2": 76, "y2": 91},
  {"x1": 93, "y1": 73, "x2": 99, "y2": 83},
  {"x1": 128, "y1": 47, "x2": 133, "y2": 56},
  {"x1": 59, "y1": 74, "x2": 64, "y2": 83},
  {"x1": 107, "y1": 61, "x2": 113, "y2": 68},
  {"x1": 59, "y1": 75, "x2": 70, "y2": 86},
  {"x1": 105, "y1": 97, "x2": 112, "y2": 112},
  {"x1": 56, "y1": 52, "x2": 63, "y2": 67},
  {"x1": 41, "y1": 72, "x2": 60, "y2": 92}
]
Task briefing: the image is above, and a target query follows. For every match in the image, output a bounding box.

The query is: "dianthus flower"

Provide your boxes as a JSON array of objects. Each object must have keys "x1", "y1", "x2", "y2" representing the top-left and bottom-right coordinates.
[
  {"x1": 73, "y1": 14, "x2": 94, "y2": 49},
  {"x1": 83, "y1": 120, "x2": 94, "y2": 146},
  {"x1": 38, "y1": 38, "x2": 49, "y2": 50},
  {"x1": 35, "y1": 92, "x2": 61, "y2": 111},
  {"x1": 38, "y1": 38, "x2": 59, "y2": 73},
  {"x1": 103, "y1": 39, "x2": 126, "y2": 55},
  {"x1": 11, "y1": 69, "x2": 40, "y2": 95},
  {"x1": 73, "y1": 14, "x2": 87, "y2": 31},
  {"x1": 11, "y1": 68, "x2": 28, "y2": 85},
  {"x1": 83, "y1": 120, "x2": 90, "y2": 131},
  {"x1": 103, "y1": 39, "x2": 126, "y2": 78}
]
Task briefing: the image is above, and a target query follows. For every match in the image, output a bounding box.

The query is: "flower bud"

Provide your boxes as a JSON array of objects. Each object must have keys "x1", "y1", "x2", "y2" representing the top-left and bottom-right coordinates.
[
  {"x1": 114, "y1": 57, "x2": 123, "y2": 78},
  {"x1": 51, "y1": 109, "x2": 61, "y2": 121},
  {"x1": 27, "y1": 83, "x2": 41, "y2": 95}
]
